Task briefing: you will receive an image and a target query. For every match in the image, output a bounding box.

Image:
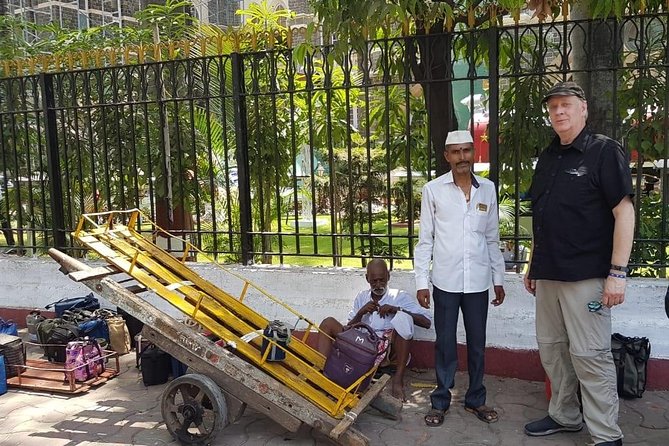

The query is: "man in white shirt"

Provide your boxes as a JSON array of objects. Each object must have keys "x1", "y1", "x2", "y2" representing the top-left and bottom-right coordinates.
[
  {"x1": 415, "y1": 130, "x2": 506, "y2": 427},
  {"x1": 318, "y1": 259, "x2": 432, "y2": 400}
]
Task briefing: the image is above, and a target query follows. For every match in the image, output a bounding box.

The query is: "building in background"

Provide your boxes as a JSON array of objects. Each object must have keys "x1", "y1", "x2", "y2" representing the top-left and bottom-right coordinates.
[{"x1": 1, "y1": 0, "x2": 314, "y2": 36}]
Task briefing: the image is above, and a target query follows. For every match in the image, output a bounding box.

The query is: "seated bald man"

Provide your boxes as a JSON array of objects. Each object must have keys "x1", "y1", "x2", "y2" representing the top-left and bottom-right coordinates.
[{"x1": 318, "y1": 259, "x2": 432, "y2": 400}]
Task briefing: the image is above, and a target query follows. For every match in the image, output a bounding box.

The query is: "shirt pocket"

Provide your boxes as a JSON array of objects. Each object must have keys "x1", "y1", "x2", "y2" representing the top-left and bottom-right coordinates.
[
  {"x1": 557, "y1": 174, "x2": 592, "y2": 206},
  {"x1": 470, "y1": 207, "x2": 489, "y2": 233}
]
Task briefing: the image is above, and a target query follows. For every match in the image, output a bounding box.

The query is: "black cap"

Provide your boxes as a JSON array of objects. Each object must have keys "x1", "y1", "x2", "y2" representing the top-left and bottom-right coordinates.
[{"x1": 542, "y1": 81, "x2": 587, "y2": 103}]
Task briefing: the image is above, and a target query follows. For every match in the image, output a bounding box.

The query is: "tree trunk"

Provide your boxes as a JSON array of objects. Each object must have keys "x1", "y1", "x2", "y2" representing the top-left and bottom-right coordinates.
[
  {"x1": 570, "y1": 4, "x2": 622, "y2": 138},
  {"x1": 409, "y1": 24, "x2": 458, "y2": 176}
]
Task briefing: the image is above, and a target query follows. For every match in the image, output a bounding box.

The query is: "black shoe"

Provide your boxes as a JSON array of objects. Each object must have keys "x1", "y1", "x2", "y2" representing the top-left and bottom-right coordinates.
[
  {"x1": 524, "y1": 415, "x2": 583, "y2": 437},
  {"x1": 594, "y1": 440, "x2": 623, "y2": 446}
]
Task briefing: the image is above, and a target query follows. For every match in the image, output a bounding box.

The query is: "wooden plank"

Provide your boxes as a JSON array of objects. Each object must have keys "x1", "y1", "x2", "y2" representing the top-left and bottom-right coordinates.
[
  {"x1": 124, "y1": 284, "x2": 147, "y2": 294},
  {"x1": 329, "y1": 375, "x2": 390, "y2": 440},
  {"x1": 7, "y1": 358, "x2": 119, "y2": 395},
  {"x1": 221, "y1": 390, "x2": 247, "y2": 423},
  {"x1": 68, "y1": 265, "x2": 120, "y2": 282},
  {"x1": 369, "y1": 388, "x2": 403, "y2": 420},
  {"x1": 335, "y1": 427, "x2": 370, "y2": 446}
]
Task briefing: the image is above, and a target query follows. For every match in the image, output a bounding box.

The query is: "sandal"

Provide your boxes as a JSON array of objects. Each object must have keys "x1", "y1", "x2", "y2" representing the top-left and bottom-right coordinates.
[
  {"x1": 424, "y1": 408, "x2": 447, "y2": 427},
  {"x1": 465, "y1": 405, "x2": 499, "y2": 424}
]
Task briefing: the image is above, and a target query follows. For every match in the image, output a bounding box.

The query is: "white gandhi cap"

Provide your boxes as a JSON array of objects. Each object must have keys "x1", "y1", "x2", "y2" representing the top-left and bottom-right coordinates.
[{"x1": 445, "y1": 130, "x2": 474, "y2": 146}]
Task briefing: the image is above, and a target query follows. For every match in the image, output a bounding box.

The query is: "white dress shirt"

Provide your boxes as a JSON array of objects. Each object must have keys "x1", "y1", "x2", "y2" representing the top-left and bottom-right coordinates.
[
  {"x1": 414, "y1": 171, "x2": 505, "y2": 293},
  {"x1": 347, "y1": 288, "x2": 433, "y2": 337}
]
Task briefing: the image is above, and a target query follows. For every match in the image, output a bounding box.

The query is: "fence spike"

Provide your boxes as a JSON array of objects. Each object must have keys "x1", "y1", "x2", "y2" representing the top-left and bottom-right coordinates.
[
  {"x1": 138, "y1": 45, "x2": 145, "y2": 64},
  {"x1": 108, "y1": 48, "x2": 117, "y2": 66},
  {"x1": 153, "y1": 43, "x2": 161, "y2": 62},
  {"x1": 402, "y1": 19, "x2": 410, "y2": 36},
  {"x1": 40, "y1": 55, "x2": 49, "y2": 72},
  {"x1": 563, "y1": 1, "x2": 570, "y2": 20}
]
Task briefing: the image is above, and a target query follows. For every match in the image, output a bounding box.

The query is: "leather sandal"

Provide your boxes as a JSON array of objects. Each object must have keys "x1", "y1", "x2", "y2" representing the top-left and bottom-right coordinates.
[
  {"x1": 465, "y1": 405, "x2": 499, "y2": 423},
  {"x1": 424, "y1": 408, "x2": 447, "y2": 427}
]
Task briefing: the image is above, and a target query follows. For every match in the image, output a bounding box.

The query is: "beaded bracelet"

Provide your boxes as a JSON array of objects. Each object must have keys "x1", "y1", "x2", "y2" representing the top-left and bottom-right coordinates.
[{"x1": 608, "y1": 272, "x2": 626, "y2": 279}]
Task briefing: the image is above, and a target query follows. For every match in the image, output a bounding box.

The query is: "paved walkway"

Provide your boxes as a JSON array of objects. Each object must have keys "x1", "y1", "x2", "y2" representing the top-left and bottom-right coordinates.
[{"x1": 0, "y1": 352, "x2": 667, "y2": 446}]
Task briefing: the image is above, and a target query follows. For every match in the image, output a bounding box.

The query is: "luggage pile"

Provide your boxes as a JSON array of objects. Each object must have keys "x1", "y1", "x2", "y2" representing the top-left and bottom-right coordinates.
[{"x1": 33, "y1": 294, "x2": 133, "y2": 382}]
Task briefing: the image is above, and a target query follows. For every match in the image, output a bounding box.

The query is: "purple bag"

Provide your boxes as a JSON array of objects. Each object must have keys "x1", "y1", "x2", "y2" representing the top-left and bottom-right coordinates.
[
  {"x1": 323, "y1": 323, "x2": 382, "y2": 391},
  {"x1": 65, "y1": 338, "x2": 105, "y2": 382}
]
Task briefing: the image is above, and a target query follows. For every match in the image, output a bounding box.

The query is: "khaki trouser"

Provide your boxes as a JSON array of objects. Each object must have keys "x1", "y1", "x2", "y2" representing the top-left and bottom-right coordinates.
[{"x1": 535, "y1": 279, "x2": 622, "y2": 444}]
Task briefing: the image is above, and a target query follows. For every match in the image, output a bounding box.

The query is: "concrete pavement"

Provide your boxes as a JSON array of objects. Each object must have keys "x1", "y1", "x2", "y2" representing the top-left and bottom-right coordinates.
[{"x1": 1, "y1": 351, "x2": 668, "y2": 446}]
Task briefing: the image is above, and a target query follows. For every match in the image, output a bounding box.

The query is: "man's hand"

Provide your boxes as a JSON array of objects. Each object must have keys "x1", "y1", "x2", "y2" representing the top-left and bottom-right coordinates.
[
  {"x1": 523, "y1": 274, "x2": 536, "y2": 296},
  {"x1": 602, "y1": 275, "x2": 626, "y2": 308},
  {"x1": 378, "y1": 304, "x2": 399, "y2": 318},
  {"x1": 491, "y1": 285, "x2": 505, "y2": 306},
  {"x1": 350, "y1": 300, "x2": 379, "y2": 325},
  {"x1": 417, "y1": 289, "x2": 431, "y2": 309},
  {"x1": 360, "y1": 301, "x2": 379, "y2": 315}
]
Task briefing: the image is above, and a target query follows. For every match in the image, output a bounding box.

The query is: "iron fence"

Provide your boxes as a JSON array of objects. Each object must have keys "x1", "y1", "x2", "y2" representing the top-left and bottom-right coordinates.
[{"x1": 0, "y1": 12, "x2": 667, "y2": 275}]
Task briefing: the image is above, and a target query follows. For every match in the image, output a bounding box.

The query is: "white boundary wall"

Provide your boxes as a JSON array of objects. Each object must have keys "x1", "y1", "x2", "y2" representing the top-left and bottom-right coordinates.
[{"x1": 1, "y1": 255, "x2": 667, "y2": 358}]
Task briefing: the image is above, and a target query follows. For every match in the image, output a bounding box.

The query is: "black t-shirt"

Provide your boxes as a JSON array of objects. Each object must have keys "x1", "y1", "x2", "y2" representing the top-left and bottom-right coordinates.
[{"x1": 528, "y1": 129, "x2": 633, "y2": 281}]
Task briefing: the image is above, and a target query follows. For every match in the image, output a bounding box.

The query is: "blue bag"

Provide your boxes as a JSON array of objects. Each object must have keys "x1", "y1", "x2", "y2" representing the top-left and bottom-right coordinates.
[
  {"x1": 0, "y1": 354, "x2": 7, "y2": 396},
  {"x1": 78, "y1": 318, "x2": 110, "y2": 343},
  {"x1": 46, "y1": 293, "x2": 100, "y2": 317},
  {"x1": 0, "y1": 318, "x2": 18, "y2": 337}
]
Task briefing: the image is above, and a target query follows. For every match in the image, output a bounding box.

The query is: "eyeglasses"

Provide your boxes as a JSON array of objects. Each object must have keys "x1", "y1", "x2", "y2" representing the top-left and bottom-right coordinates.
[{"x1": 587, "y1": 300, "x2": 603, "y2": 312}]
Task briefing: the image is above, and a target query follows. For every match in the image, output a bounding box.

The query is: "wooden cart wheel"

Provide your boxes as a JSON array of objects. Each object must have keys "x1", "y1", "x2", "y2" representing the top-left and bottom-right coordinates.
[{"x1": 161, "y1": 374, "x2": 228, "y2": 445}]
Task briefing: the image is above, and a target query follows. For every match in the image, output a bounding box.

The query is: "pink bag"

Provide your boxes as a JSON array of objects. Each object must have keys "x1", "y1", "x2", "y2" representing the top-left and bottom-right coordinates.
[
  {"x1": 323, "y1": 323, "x2": 382, "y2": 391},
  {"x1": 65, "y1": 338, "x2": 105, "y2": 382}
]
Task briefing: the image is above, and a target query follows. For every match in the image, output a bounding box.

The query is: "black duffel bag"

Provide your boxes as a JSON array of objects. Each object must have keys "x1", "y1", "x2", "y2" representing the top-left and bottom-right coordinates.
[{"x1": 611, "y1": 333, "x2": 651, "y2": 399}]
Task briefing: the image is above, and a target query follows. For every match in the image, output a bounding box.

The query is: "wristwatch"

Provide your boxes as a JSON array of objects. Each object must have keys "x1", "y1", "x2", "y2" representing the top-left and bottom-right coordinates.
[{"x1": 610, "y1": 264, "x2": 630, "y2": 273}]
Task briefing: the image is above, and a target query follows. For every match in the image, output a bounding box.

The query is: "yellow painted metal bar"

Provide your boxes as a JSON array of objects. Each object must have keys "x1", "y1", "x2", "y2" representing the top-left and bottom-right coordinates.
[
  {"x1": 72, "y1": 211, "x2": 362, "y2": 416},
  {"x1": 239, "y1": 281, "x2": 250, "y2": 302}
]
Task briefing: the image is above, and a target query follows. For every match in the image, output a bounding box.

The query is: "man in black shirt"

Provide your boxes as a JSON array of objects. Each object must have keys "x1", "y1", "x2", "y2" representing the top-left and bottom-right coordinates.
[{"x1": 523, "y1": 81, "x2": 635, "y2": 446}]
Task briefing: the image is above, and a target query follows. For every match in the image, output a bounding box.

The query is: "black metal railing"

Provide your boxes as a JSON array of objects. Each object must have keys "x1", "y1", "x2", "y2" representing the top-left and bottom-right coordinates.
[{"x1": 0, "y1": 12, "x2": 667, "y2": 276}]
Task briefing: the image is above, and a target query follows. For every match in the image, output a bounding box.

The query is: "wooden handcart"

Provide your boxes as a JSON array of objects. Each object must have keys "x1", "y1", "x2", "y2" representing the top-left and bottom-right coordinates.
[{"x1": 48, "y1": 209, "x2": 400, "y2": 445}]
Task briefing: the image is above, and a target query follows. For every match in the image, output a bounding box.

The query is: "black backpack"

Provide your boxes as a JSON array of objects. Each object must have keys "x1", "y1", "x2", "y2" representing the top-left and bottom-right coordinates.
[
  {"x1": 37, "y1": 319, "x2": 80, "y2": 363},
  {"x1": 611, "y1": 333, "x2": 651, "y2": 399}
]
